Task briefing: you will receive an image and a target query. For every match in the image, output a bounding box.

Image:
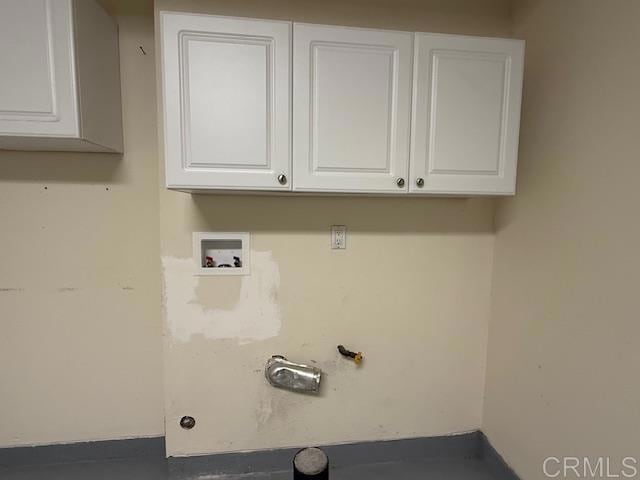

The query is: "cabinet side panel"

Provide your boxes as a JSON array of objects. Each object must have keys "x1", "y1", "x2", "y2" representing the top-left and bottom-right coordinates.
[{"x1": 73, "y1": 0, "x2": 124, "y2": 152}]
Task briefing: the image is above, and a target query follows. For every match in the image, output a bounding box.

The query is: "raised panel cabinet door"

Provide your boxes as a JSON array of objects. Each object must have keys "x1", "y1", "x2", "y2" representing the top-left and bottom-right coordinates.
[
  {"x1": 410, "y1": 33, "x2": 524, "y2": 195},
  {"x1": 160, "y1": 12, "x2": 292, "y2": 190},
  {"x1": 0, "y1": 0, "x2": 79, "y2": 137},
  {"x1": 293, "y1": 24, "x2": 413, "y2": 193}
]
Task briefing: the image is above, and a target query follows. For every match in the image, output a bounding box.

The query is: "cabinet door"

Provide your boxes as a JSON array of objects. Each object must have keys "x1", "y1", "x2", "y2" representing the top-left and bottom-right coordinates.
[
  {"x1": 410, "y1": 34, "x2": 524, "y2": 195},
  {"x1": 293, "y1": 24, "x2": 413, "y2": 193},
  {"x1": 160, "y1": 13, "x2": 292, "y2": 190},
  {"x1": 0, "y1": 0, "x2": 78, "y2": 137}
]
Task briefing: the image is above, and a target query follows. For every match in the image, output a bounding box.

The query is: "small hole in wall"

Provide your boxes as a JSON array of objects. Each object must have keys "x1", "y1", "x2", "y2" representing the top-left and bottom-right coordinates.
[
  {"x1": 179, "y1": 416, "x2": 195, "y2": 430},
  {"x1": 44, "y1": 186, "x2": 48, "y2": 190}
]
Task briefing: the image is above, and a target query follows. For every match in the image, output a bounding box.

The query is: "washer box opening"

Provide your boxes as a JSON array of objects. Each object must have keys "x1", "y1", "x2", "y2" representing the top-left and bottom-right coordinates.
[{"x1": 193, "y1": 232, "x2": 251, "y2": 276}]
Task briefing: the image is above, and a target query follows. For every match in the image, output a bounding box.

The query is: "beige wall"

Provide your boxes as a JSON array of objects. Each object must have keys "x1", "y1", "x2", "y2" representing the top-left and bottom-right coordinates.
[
  {"x1": 156, "y1": 0, "x2": 510, "y2": 457},
  {"x1": 2, "y1": 0, "x2": 638, "y2": 466},
  {"x1": 0, "y1": 16, "x2": 164, "y2": 447},
  {"x1": 483, "y1": 1, "x2": 640, "y2": 478}
]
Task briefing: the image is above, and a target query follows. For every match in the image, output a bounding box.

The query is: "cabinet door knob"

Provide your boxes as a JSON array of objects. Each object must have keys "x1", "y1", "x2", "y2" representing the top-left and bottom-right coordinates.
[
  {"x1": 396, "y1": 178, "x2": 405, "y2": 188},
  {"x1": 416, "y1": 177, "x2": 425, "y2": 187},
  {"x1": 277, "y1": 174, "x2": 287, "y2": 185}
]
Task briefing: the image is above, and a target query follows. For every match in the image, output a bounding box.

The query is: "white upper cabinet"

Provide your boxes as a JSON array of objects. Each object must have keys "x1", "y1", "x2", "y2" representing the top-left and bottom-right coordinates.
[
  {"x1": 0, "y1": 0, "x2": 123, "y2": 153},
  {"x1": 410, "y1": 33, "x2": 524, "y2": 195},
  {"x1": 158, "y1": 13, "x2": 525, "y2": 196},
  {"x1": 160, "y1": 12, "x2": 292, "y2": 191},
  {"x1": 292, "y1": 24, "x2": 413, "y2": 193}
]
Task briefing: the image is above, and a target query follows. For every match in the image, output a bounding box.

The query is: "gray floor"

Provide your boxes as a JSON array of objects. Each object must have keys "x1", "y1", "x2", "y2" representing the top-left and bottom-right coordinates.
[
  {"x1": 238, "y1": 458, "x2": 499, "y2": 480},
  {"x1": 0, "y1": 433, "x2": 517, "y2": 480},
  {"x1": 0, "y1": 458, "x2": 166, "y2": 480},
  {"x1": 1, "y1": 457, "x2": 499, "y2": 480}
]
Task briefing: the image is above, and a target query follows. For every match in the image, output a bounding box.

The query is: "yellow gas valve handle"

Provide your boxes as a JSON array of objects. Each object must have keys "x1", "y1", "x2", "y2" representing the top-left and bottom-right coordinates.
[{"x1": 337, "y1": 345, "x2": 364, "y2": 365}]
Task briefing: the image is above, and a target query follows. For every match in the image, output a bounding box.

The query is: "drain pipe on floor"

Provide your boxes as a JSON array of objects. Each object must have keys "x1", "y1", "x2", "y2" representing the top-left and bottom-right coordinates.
[{"x1": 294, "y1": 447, "x2": 329, "y2": 479}]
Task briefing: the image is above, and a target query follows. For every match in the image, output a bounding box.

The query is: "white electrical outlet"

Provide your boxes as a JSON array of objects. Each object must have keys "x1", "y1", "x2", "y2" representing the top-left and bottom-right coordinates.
[{"x1": 331, "y1": 225, "x2": 346, "y2": 249}]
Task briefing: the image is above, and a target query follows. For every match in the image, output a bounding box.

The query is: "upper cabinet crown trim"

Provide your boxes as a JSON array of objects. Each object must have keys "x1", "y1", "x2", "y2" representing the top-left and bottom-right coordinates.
[{"x1": 158, "y1": 10, "x2": 292, "y2": 26}]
